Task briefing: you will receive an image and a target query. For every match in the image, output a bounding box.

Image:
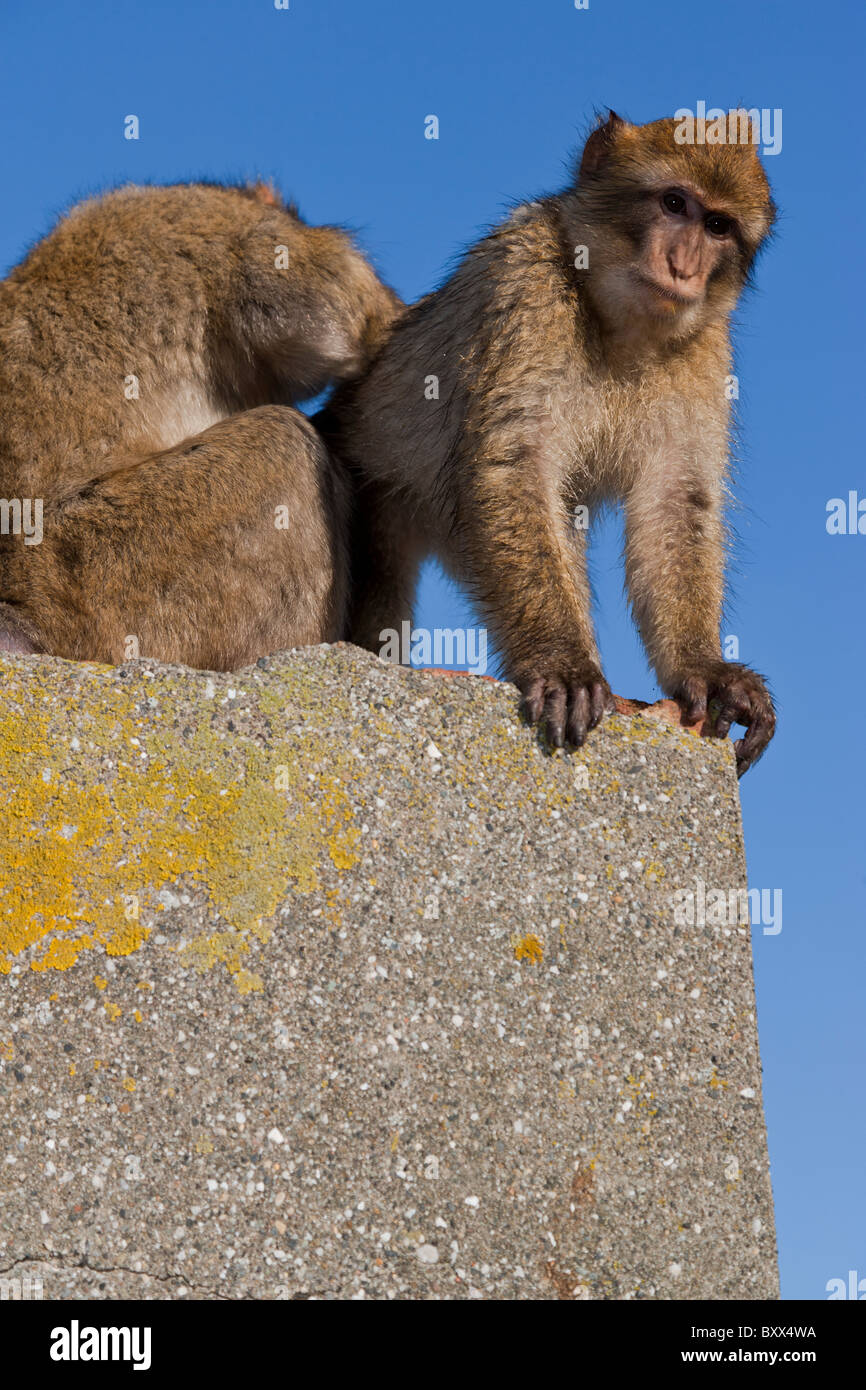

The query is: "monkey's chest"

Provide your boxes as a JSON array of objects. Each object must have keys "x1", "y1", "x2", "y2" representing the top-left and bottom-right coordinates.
[{"x1": 552, "y1": 382, "x2": 643, "y2": 498}]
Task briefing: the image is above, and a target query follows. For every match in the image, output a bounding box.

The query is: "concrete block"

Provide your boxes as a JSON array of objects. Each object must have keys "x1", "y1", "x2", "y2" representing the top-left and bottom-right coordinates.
[{"x1": 0, "y1": 645, "x2": 777, "y2": 1299}]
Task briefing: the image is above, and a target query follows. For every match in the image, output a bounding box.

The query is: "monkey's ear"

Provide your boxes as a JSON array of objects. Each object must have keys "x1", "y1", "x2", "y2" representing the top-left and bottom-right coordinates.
[{"x1": 578, "y1": 110, "x2": 626, "y2": 180}]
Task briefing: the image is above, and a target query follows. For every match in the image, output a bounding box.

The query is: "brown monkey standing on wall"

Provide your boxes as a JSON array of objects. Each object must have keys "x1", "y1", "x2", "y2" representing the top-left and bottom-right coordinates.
[
  {"x1": 322, "y1": 112, "x2": 777, "y2": 775},
  {"x1": 0, "y1": 181, "x2": 400, "y2": 668}
]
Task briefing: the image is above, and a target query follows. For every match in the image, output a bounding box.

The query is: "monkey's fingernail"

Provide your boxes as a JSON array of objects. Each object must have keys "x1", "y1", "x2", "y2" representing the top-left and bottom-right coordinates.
[
  {"x1": 523, "y1": 693, "x2": 543, "y2": 721},
  {"x1": 522, "y1": 680, "x2": 546, "y2": 725},
  {"x1": 588, "y1": 684, "x2": 607, "y2": 727},
  {"x1": 567, "y1": 708, "x2": 589, "y2": 744}
]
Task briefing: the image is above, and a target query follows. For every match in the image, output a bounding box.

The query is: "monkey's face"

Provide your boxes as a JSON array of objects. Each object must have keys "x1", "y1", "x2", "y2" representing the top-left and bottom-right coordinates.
[
  {"x1": 627, "y1": 184, "x2": 744, "y2": 327},
  {"x1": 576, "y1": 113, "x2": 775, "y2": 344}
]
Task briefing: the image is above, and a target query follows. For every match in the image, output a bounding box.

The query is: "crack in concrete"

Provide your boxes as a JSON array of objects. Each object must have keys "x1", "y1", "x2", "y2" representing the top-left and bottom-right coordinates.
[{"x1": 0, "y1": 1254, "x2": 234, "y2": 1300}]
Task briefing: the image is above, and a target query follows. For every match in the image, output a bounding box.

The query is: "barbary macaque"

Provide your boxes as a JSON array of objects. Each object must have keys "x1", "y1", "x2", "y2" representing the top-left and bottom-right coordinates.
[
  {"x1": 322, "y1": 112, "x2": 777, "y2": 775},
  {"x1": 0, "y1": 181, "x2": 400, "y2": 668}
]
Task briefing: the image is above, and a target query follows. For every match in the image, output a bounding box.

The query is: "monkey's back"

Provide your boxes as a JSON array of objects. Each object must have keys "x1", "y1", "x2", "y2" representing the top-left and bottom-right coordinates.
[
  {"x1": 0, "y1": 183, "x2": 325, "y2": 498},
  {"x1": 5, "y1": 179, "x2": 391, "y2": 505}
]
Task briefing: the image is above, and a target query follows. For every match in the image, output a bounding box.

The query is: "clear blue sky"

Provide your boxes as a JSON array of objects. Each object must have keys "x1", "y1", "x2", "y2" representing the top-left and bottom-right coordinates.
[{"x1": 1, "y1": 0, "x2": 862, "y2": 1300}]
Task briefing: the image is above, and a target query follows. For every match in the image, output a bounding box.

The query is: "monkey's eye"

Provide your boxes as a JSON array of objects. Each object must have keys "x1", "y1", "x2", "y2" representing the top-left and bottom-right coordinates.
[
  {"x1": 662, "y1": 191, "x2": 687, "y2": 216},
  {"x1": 705, "y1": 213, "x2": 733, "y2": 238}
]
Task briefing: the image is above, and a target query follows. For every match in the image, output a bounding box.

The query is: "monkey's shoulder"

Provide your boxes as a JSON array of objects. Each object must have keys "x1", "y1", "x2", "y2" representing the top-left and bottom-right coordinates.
[
  {"x1": 473, "y1": 196, "x2": 572, "y2": 273},
  {"x1": 428, "y1": 197, "x2": 577, "y2": 331}
]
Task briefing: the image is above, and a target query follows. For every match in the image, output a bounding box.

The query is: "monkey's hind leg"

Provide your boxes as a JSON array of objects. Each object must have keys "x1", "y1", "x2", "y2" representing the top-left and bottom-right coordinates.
[
  {"x1": 13, "y1": 405, "x2": 349, "y2": 669},
  {"x1": 346, "y1": 474, "x2": 424, "y2": 656}
]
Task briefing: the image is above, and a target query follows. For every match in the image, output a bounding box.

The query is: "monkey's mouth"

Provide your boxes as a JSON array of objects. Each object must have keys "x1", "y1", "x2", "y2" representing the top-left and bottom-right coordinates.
[{"x1": 633, "y1": 271, "x2": 702, "y2": 309}]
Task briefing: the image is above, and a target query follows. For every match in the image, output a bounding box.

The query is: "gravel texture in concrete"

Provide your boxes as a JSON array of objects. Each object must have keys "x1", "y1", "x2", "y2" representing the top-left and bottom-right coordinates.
[{"x1": 0, "y1": 644, "x2": 777, "y2": 1299}]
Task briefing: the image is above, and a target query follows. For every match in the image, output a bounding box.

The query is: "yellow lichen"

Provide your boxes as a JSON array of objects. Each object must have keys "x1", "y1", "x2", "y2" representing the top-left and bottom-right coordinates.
[
  {"x1": 105, "y1": 922, "x2": 151, "y2": 957},
  {"x1": 0, "y1": 669, "x2": 365, "y2": 983},
  {"x1": 234, "y1": 968, "x2": 264, "y2": 995},
  {"x1": 513, "y1": 933, "x2": 544, "y2": 964}
]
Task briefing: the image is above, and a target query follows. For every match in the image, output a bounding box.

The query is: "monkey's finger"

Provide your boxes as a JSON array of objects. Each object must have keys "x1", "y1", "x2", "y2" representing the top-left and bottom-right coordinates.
[
  {"x1": 588, "y1": 680, "x2": 609, "y2": 730},
  {"x1": 715, "y1": 685, "x2": 754, "y2": 740},
  {"x1": 678, "y1": 677, "x2": 708, "y2": 723},
  {"x1": 734, "y1": 713, "x2": 774, "y2": 778},
  {"x1": 543, "y1": 686, "x2": 567, "y2": 748},
  {"x1": 734, "y1": 735, "x2": 760, "y2": 777},
  {"x1": 566, "y1": 685, "x2": 590, "y2": 747},
  {"x1": 521, "y1": 678, "x2": 546, "y2": 726}
]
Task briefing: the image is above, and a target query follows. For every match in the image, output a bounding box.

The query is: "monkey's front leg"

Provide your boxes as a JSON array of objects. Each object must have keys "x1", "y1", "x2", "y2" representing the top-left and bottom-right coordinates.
[
  {"x1": 624, "y1": 467, "x2": 775, "y2": 776},
  {"x1": 458, "y1": 461, "x2": 614, "y2": 748}
]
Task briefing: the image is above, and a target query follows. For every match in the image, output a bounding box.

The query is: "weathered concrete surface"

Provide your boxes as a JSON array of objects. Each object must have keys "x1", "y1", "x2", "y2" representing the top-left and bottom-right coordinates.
[{"x1": 0, "y1": 644, "x2": 777, "y2": 1299}]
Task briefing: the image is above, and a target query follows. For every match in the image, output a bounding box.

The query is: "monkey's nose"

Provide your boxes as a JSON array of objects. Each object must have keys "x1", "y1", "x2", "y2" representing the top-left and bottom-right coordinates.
[{"x1": 668, "y1": 253, "x2": 701, "y2": 282}]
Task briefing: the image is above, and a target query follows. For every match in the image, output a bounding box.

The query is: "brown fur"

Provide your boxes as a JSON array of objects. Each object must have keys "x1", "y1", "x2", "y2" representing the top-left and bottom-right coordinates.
[
  {"x1": 322, "y1": 113, "x2": 777, "y2": 774},
  {"x1": 0, "y1": 181, "x2": 401, "y2": 667}
]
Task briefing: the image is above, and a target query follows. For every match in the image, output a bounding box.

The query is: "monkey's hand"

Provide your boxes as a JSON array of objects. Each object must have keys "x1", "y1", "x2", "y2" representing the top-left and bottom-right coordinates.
[
  {"x1": 672, "y1": 661, "x2": 776, "y2": 777},
  {"x1": 518, "y1": 661, "x2": 616, "y2": 750}
]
